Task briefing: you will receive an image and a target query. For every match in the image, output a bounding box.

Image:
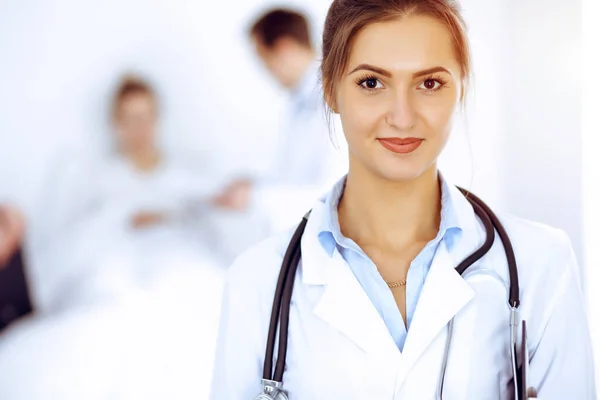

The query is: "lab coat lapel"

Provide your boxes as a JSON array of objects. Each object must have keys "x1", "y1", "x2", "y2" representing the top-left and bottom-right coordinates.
[
  {"x1": 312, "y1": 251, "x2": 398, "y2": 355},
  {"x1": 300, "y1": 202, "x2": 398, "y2": 356},
  {"x1": 401, "y1": 238, "x2": 475, "y2": 373},
  {"x1": 400, "y1": 182, "x2": 484, "y2": 375},
  {"x1": 299, "y1": 181, "x2": 482, "y2": 364}
]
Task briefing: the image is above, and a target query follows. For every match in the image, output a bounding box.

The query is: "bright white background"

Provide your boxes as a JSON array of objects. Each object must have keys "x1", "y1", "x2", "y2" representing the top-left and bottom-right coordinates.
[
  {"x1": 0, "y1": 0, "x2": 595, "y2": 385},
  {"x1": 582, "y1": 0, "x2": 599, "y2": 387}
]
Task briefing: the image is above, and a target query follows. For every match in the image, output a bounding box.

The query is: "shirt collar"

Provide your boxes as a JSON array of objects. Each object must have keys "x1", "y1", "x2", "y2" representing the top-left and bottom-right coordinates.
[{"x1": 317, "y1": 173, "x2": 464, "y2": 257}]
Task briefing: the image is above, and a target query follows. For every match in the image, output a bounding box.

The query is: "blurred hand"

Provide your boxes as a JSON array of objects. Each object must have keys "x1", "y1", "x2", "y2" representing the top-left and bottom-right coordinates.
[
  {"x1": 0, "y1": 205, "x2": 25, "y2": 268},
  {"x1": 212, "y1": 179, "x2": 253, "y2": 211},
  {"x1": 131, "y1": 211, "x2": 168, "y2": 229}
]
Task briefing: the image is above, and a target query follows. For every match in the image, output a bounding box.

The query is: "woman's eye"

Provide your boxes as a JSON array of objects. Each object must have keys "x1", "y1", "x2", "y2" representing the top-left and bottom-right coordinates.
[
  {"x1": 360, "y1": 78, "x2": 383, "y2": 90},
  {"x1": 420, "y1": 79, "x2": 442, "y2": 91}
]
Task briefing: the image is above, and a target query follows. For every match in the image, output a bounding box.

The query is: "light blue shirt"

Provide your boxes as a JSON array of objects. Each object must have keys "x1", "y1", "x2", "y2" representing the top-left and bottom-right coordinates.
[{"x1": 317, "y1": 176, "x2": 463, "y2": 351}]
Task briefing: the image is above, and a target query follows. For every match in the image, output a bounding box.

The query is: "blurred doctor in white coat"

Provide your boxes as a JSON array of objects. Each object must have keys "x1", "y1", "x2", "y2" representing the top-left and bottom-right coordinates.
[
  {"x1": 211, "y1": 0, "x2": 596, "y2": 399},
  {"x1": 216, "y1": 8, "x2": 347, "y2": 234}
]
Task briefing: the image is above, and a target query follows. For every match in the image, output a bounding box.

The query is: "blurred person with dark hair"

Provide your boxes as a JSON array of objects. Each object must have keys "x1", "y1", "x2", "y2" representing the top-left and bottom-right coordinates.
[
  {"x1": 250, "y1": 8, "x2": 315, "y2": 91},
  {"x1": 217, "y1": 8, "x2": 346, "y2": 233}
]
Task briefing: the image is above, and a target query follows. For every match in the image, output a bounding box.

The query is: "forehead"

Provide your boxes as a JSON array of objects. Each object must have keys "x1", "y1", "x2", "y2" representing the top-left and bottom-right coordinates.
[
  {"x1": 120, "y1": 92, "x2": 153, "y2": 106},
  {"x1": 348, "y1": 15, "x2": 458, "y2": 74}
]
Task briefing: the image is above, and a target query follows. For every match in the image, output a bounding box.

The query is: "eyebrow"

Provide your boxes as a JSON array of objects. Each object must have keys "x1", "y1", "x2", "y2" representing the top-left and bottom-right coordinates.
[{"x1": 348, "y1": 64, "x2": 451, "y2": 78}]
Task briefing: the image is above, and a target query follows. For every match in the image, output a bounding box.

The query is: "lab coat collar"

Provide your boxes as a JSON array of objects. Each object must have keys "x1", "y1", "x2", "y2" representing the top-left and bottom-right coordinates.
[
  {"x1": 300, "y1": 201, "x2": 478, "y2": 359},
  {"x1": 299, "y1": 175, "x2": 482, "y2": 361},
  {"x1": 444, "y1": 179, "x2": 481, "y2": 239},
  {"x1": 301, "y1": 174, "x2": 483, "y2": 286},
  {"x1": 300, "y1": 200, "x2": 400, "y2": 353},
  {"x1": 316, "y1": 173, "x2": 464, "y2": 257},
  {"x1": 300, "y1": 199, "x2": 332, "y2": 286}
]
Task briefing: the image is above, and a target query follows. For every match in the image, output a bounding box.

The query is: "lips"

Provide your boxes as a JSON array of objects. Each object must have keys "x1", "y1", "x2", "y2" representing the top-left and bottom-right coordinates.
[
  {"x1": 377, "y1": 137, "x2": 423, "y2": 154},
  {"x1": 380, "y1": 138, "x2": 421, "y2": 145}
]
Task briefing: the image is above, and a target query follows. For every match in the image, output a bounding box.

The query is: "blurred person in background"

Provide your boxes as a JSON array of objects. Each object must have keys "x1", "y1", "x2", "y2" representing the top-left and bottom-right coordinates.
[
  {"x1": 0, "y1": 205, "x2": 24, "y2": 268},
  {"x1": 217, "y1": 8, "x2": 347, "y2": 233},
  {"x1": 101, "y1": 74, "x2": 268, "y2": 267},
  {"x1": 0, "y1": 77, "x2": 229, "y2": 399},
  {"x1": 100, "y1": 75, "x2": 226, "y2": 231},
  {"x1": 28, "y1": 74, "x2": 237, "y2": 312}
]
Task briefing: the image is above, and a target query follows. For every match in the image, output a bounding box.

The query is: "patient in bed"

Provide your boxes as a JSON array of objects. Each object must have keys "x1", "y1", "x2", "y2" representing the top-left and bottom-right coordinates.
[
  {"x1": 27, "y1": 75, "x2": 241, "y2": 313},
  {"x1": 101, "y1": 75, "x2": 225, "y2": 231},
  {"x1": 0, "y1": 78, "x2": 228, "y2": 395},
  {"x1": 88, "y1": 74, "x2": 269, "y2": 267}
]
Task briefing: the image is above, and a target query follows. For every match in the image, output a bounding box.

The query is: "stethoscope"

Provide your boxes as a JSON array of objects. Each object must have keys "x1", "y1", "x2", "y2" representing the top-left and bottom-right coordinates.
[{"x1": 256, "y1": 188, "x2": 529, "y2": 400}]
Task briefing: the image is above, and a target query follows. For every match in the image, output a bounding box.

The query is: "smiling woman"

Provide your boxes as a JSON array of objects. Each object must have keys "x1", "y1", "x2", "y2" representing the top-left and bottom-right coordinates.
[
  {"x1": 210, "y1": 1, "x2": 595, "y2": 399},
  {"x1": 325, "y1": 7, "x2": 467, "y2": 184}
]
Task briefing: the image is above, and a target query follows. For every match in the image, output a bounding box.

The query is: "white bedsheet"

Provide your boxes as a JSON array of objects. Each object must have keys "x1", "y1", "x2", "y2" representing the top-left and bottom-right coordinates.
[{"x1": 0, "y1": 224, "x2": 225, "y2": 399}]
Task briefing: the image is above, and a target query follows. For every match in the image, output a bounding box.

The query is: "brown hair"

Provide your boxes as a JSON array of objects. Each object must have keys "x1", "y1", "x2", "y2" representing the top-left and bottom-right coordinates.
[
  {"x1": 321, "y1": 0, "x2": 471, "y2": 109},
  {"x1": 249, "y1": 8, "x2": 312, "y2": 49},
  {"x1": 111, "y1": 75, "x2": 156, "y2": 120}
]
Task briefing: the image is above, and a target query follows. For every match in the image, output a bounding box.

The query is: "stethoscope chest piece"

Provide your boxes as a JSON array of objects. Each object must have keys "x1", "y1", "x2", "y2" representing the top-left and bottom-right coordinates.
[
  {"x1": 255, "y1": 380, "x2": 290, "y2": 400},
  {"x1": 254, "y1": 393, "x2": 289, "y2": 400}
]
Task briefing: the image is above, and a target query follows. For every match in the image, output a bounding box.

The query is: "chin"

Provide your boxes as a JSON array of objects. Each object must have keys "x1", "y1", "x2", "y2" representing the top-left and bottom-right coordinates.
[
  {"x1": 378, "y1": 169, "x2": 423, "y2": 183},
  {"x1": 371, "y1": 160, "x2": 433, "y2": 183}
]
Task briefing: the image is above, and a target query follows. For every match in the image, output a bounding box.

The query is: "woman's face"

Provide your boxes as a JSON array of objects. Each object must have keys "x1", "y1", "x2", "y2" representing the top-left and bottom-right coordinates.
[
  {"x1": 334, "y1": 15, "x2": 462, "y2": 182},
  {"x1": 114, "y1": 92, "x2": 157, "y2": 153}
]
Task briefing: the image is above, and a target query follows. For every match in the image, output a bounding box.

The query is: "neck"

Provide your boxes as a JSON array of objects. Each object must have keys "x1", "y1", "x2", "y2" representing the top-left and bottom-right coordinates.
[
  {"x1": 338, "y1": 162, "x2": 441, "y2": 252},
  {"x1": 124, "y1": 146, "x2": 161, "y2": 172},
  {"x1": 287, "y1": 49, "x2": 315, "y2": 89}
]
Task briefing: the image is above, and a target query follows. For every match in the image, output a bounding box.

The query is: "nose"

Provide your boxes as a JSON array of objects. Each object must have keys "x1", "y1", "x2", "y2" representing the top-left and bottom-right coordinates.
[{"x1": 385, "y1": 89, "x2": 417, "y2": 132}]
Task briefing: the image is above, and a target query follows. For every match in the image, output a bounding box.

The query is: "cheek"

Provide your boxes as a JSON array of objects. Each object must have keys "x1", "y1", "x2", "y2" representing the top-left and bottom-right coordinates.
[
  {"x1": 265, "y1": 60, "x2": 278, "y2": 74},
  {"x1": 116, "y1": 126, "x2": 134, "y2": 142},
  {"x1": 338, "y1": 89, "x2": 384, "y2": 142},
  {"x1": 416, "y1": 96, "x2": 458, "y2": 138},
  {"x1": 266, "y1": 57, "x2": 285, "y2": 76}
]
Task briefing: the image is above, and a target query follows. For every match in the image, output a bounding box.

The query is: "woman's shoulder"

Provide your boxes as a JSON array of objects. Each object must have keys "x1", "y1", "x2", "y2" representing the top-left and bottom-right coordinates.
[
  {"x1": 225, "y1": 227, "x2": 297, "y2": 290},
  {"x1": 491, "y1": 214, "x2": 589, "y2": 359},
  {"x1": 498, "y1": 213, "x2": 574, "y2": 268},
  {"x1": 492, "y1": 213, "x2": 579, "y2": 316}
]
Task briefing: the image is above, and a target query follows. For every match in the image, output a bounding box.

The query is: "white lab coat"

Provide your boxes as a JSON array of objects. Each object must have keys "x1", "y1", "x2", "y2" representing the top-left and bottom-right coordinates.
[
  {"x1": 253, "y1": 61, "x2": 348, "y2": 234},
  {"x1": 211, "y1": 183, "x2": 596, "y2": 399}
]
